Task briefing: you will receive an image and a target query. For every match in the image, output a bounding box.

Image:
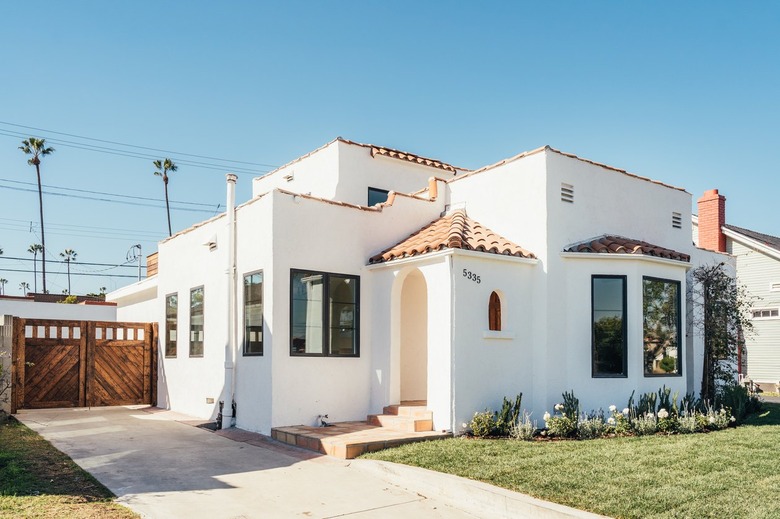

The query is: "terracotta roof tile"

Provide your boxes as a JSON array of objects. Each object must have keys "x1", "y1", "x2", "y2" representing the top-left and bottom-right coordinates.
[
  {"x1": 369, "y1": 210, "x2": 536, "y2": 264},
  {"x1": 564, "y1": 235, "x2": 690, "y2": 262},
  {"x1": 367, "y1": 144, "x2": 460, "y2": 173}
]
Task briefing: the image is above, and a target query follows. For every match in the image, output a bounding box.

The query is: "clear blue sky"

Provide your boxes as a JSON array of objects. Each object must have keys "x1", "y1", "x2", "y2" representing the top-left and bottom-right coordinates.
[{"x1": 1, "y1": 1, "x2": 778, "y2": 295}]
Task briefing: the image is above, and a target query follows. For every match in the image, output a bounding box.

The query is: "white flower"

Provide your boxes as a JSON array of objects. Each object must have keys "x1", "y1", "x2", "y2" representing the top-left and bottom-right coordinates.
[
  {"x1": 658, "y1": 409, "x2": 669, "y2": 419},
  {"x1": 730, "y1": 416, "x2": 736, "y2": 422},
  {"x1": 543, "y1": 412, "x2": 551, "y2": 421},
  {"x1": 462, "y1": 423, "x2": 468, "y2": 429},
  {"x1": 646, "y1": 412, "x2": 654, "y2": 419},
  {"x1": 607, "y1": 417, "x2": 616, "y2": 425},
  {"x1": 709, "y1": 416, "x2": 716, "y2": 424},
  {"x1": 609, "y1": 405, "x2": 617, "y2": 413},
  {"x1": 554, "y1": 403, "x2": 564, "y2": 412},
  {"x1": 622, "y1": 408, "x2": 630, "y2": 416},
  {"x1": 720, "y1": 408, "x2": 727, "y2": 414}
]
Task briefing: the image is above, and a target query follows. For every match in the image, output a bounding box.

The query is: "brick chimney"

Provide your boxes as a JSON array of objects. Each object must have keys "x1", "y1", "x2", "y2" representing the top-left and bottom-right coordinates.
[{"x1": 697, "y1": 189, "x2": 726, "y2": 252}]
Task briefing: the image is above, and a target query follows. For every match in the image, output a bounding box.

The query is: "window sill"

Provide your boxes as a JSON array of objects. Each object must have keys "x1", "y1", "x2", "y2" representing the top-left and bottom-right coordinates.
[{"x1": 483, "y1": 331, "x2": 515, "y2": 340}]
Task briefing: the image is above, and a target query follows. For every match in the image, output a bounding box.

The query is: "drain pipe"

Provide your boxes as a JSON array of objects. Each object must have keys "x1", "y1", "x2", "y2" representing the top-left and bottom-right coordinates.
[{"x1": 226, "y1": 173, "x2": 238, "y2": 427}]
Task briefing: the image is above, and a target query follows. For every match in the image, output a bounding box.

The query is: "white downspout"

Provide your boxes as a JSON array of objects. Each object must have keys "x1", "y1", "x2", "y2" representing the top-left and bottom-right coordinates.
[{"x1": 226, "y1": 173, "x2": 238, "y2": 427}]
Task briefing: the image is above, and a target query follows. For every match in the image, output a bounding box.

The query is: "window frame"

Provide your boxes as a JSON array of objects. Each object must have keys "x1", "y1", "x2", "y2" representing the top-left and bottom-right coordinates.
[
  {"x1": 488, "y1": 291, "x2": 502, "y2": 331},
  {"x1": 591, "y1": 275, "x2": 628, "y2": 378},
  {"x1": 165, "y1": 292, "x2": 178, "y2": 358},
  {"x1": 289, "y1": 268, "x2": 360, "y2": 358},
  {"x1": 189, "y1": 286, "x2": 205, "y2": 358},
  {"x1": 752, "y1": 307, "x2": 780, "y2": 320},
  {"x1": 243, "y1": 270, "x2": 264, "y2": 356},
  {"x1": 642, "y1": 276, "x2": 683, "y2": 378},
  {"x1": 367, "y1": 187, "x2": 390, "y2": 207}
]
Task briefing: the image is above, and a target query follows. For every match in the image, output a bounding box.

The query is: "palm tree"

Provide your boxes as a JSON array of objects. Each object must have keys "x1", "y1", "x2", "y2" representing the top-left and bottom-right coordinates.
[
  {"x1": 19, "y1": 282, "x2": 30, "y2": 296},
  {"x1": 19, "y1": 138, "x2": 55, "y2": 293},
  {"x1": 60, "y1": 249, "x2": 77, "y2": 294},
  {"x1": 153, "y1": 158, "x2": 178, "y2": 236},
  {"x1": 28, "y1": 243, "x2": 43, "y2": 293},
  {"x1": 0, "y1": 278, "x2": 7, "y2": 295}
]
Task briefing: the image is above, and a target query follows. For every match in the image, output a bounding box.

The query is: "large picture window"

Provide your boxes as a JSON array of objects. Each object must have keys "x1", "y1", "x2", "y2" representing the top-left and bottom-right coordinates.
[
  {"x1": 290, "y1": 269, "x2": 359, "y2": 357},
  {"x1": 165, "y1": 293, "x2": 177, "y2": 358},
  {"x1": 190, "y1": 287, "x2": 204, "y2": 357},
  {"x1": 592, "y1": 276, "x2": 627, "y2": 377},
  {"x1": 643, "y1": 277, "x2": 681, "y2": 376},
  {"x1": 244, "y1": 272, "x2": 263, "y2": 355}
]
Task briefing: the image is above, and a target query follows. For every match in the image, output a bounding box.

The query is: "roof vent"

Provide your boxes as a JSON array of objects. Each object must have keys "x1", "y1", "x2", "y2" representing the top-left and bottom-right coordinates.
[
  {"x1": 561, "y1": 183, "x2": 574, "y2": 203},
  {"x1": 672, "y1": 212, "x2": 682, "y2": 229}
]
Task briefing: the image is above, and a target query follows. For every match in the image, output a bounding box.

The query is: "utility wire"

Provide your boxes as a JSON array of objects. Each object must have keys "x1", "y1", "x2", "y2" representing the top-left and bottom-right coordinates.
[
  {"x1": 0, "y1": 129, "x2": 270, "y2": 175},
  {"x1": 0, "y1": 177, "x2": 218, "y2": 208},
  {"x1": 0, "y1": 267, "x2": 138, "y2": 279},
  {"x1": 0, "y1": 120, "x2": 278, "y2": 168},
  {"x1": 0, "y1": 184, "x2": 216, "y2": 213},
  {"x1": 0, "y1": 256, "x2": 143, "y2": 268},
  {"x1": 0, "y1": 217, "x2": 165, "y2": 238}
]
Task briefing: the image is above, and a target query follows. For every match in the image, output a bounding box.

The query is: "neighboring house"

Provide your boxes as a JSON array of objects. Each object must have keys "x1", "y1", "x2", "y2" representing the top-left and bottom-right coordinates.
[
  {"x1": 109, "y1": 138, "x2": 725, "y2": 435},
  {"x1": 693, "y1": 189, "x2": 780, "y2": 391}
]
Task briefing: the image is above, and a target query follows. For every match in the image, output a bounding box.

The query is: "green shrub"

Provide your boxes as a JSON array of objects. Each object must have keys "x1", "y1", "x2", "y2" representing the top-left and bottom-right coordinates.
[
  {"x1": 495, "y1": 394, "x2": 523, "y2": 436},
  {"x1": 659, "y1": 356, "x2": 677, "y2": 373},
  {"x1": 632, "y1": 413, "x2": 658, "y2": 436},
  {"x1": 578, "y1": 416, "x2": 607, "y2": 440},
  {"x1": 509, "y1": 412, "x2": 536, "y2": 441},
  {"x1": 546, "y1": 414, "x2": 577, "y2": 438},
  {"x1": 561, "y1": 390, "x2": 580, "y2": 420},
  {"x1": 469, "y1": 411, "x2": 497, "y2": 438}
]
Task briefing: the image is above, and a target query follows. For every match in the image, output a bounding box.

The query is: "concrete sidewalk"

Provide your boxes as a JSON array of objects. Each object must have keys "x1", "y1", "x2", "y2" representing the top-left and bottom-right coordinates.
[{"x1": 16, "y1": 406, "x2": 605, "y2": 519}]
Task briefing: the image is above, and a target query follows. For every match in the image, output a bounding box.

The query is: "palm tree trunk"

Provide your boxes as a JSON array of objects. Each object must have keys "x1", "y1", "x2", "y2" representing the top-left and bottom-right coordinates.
[
  {"x1": 67, "y1": 260, "x2": 71, "y2": 294},
  {"x1": 164, "y1": 177, "x2": 172, "y2": 236},
  {"x1": 32, "y1": 256, "x2": 37, "y2": 293},
  {"x1": 35, "y1": 163, "x2": 46, "y2": 293}
]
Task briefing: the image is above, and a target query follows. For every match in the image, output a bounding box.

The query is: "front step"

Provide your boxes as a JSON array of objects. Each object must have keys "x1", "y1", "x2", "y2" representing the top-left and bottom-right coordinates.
[{"x1": 367, "y1": 403, "x2": 433, "y2": 432}]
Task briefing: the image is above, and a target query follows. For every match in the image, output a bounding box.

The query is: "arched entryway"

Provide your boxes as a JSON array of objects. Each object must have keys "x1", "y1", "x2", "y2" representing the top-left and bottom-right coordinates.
[{"x1": 398, "y1": 269, "x2": 428, "y2": 402}]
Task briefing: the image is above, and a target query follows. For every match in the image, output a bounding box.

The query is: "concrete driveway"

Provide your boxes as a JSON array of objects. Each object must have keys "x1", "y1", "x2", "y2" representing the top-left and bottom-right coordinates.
[{"x1": 16, "y1": 406, "x2": 603, "y2": 519}]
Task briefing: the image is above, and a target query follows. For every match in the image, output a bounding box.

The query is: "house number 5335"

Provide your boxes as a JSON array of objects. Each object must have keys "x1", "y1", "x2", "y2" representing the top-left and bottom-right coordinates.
[{"x1": 463, "y1": 269, "x2": 481, "y2": 284}]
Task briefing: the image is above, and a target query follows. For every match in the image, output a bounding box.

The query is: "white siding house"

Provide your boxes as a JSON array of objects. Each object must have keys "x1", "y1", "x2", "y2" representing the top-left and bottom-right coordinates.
[
  {"x1": 109, "y1": 138, "x2": 725, "y2": 435},
  {"x1": 693, "y1": 195, "x2": 780, "y2": 390}
]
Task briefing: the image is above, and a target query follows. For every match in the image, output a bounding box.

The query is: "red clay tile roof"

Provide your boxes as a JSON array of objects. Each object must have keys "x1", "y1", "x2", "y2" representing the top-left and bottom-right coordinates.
[
  {"x1": 369, "y1": 210, "x2": 536, "y2": 264},
  {"x1": 367, "y1": 144, "x2": 460, "y2": 173},
  {"x1": 565, "y1": 235, "x2": 690, "y2": 262}
]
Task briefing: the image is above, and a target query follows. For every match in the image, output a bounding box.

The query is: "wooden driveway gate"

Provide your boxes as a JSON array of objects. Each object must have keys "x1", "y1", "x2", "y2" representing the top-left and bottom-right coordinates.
[{"x1": 11, "y1": 319, "x2": 157, "y2": 413}]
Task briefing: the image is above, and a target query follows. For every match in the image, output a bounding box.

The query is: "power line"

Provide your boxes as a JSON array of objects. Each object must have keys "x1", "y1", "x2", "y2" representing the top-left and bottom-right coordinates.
[
  {"x1": 0, "y1": 267, "x2": 138, "y2": 279},
  {"x1": 0, "y1": 183, "x2": 215, "y2": 213},
  {"x1": 0, "y1": 217, "x2": 165, "y2": 238},
  {"x1": 0, "y1": 129, "x2": 271, "y2": 175},
  {"x1": 0, "y1": 256, "x2": 144, "y2": 269},
  {"x1": 0, "y1": 177, "x2": 218, "y2": 208},
  {"x1": 0, "y1": 218, "x2": 164, "y2": 237},
  {"x1": 0, "y1": 120, "x2": 278, "y2": 168},
  {"x1": 0, "y1": 224, "x2": 162, "y2": 243}
]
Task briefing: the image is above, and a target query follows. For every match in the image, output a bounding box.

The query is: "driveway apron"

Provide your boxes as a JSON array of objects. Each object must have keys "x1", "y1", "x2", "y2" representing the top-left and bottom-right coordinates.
[{"x1": 15, "y1": 406, "x2": 475, "y2": 518}]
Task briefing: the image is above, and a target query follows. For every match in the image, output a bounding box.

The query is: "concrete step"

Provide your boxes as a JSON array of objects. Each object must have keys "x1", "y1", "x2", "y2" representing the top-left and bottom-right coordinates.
[
  {"x1": 367, "y1": 413, "x2": 433, "y2": 432},
  {"x1": 382, "y1": 404, "x2": 432, "y2": 419}
]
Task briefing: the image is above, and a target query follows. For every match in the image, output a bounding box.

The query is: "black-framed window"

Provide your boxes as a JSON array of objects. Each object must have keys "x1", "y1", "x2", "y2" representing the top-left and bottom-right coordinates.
[
  {"x1": 165, "y1": 293, "x2": 178, "y2": 358},
  {"x1": 290, "y1": 269, "x2": 359, "y2": 357},
  {"x1": 368, "y1": 187, "x2": 390, "y2": 206},
  {"x1": 592, "y1": 275, "x2": 627, "y2": 377},
  {"x1": 244, "y1": 271, "x2": 263, "y2": 356},
  {"x1": 190, "y1": 286, "x2": 204, "y2": 357},
  {"x1": 643, "y1": 277, "x2": 681, "y2": 376}
]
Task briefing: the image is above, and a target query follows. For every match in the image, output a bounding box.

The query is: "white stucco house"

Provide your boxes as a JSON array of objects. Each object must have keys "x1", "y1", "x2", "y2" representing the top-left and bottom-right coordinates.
[
  {"x1": 693, "y1": 189, "x2": 780, "y2": 391},
  {"x1": 109, "y1": 138, "x2": 725, "y2": 435}
]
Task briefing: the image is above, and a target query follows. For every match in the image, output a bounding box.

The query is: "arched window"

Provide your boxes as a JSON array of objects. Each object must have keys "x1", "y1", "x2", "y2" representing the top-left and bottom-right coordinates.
[{"x1": 488, "y1": 291, "x2": 502, "y2": 331}]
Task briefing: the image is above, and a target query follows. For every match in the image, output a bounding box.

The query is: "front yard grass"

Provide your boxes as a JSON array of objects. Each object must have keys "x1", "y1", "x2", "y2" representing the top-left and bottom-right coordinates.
[
  {"x1": 0, "y1": 415, "x2": 137, "y2": 519},
  {"x1": 362, "y1": 403, "x2": 780, "y2": 519}
]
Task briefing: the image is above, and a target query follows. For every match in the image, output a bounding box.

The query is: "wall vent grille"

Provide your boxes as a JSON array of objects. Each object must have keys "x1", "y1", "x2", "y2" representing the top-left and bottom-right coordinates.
[
  {"x1": 672, "y1": 212, "x2": 682, "y2": 229},
  {"x1": 561, "y1": 183, "x2": 574, "y2": 203}
]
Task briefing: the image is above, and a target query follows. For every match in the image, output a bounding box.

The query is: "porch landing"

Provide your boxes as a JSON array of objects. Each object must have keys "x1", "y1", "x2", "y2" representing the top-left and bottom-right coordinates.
[
  {"x1": 272, "y1": 421, "x2": 450, "y2": 459},
  {"x1": 271, "y1": 402, "x2": 451, "y2": 458}
]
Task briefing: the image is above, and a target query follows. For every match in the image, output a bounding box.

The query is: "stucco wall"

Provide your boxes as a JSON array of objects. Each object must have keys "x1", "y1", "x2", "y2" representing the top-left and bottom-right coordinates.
[
  {"x1": 0, "y1": 299, "x2": 117, "y2": 321},
  {"x1": 253, "y1": 140, "x2": 455, "y2": 206}
]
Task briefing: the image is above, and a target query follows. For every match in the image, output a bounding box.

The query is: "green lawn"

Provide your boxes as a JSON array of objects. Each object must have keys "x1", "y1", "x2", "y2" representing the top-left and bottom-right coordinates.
[
  {"x1": 363, "y1": 403, "x2": 780, "y2": 519},
  {"x1": 0, "y1": 415, "x2": 137, "y2": 519}
]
